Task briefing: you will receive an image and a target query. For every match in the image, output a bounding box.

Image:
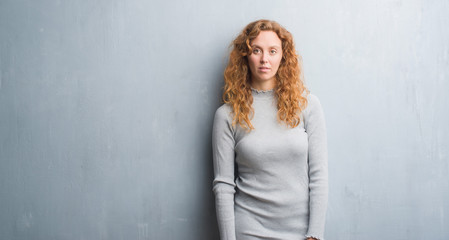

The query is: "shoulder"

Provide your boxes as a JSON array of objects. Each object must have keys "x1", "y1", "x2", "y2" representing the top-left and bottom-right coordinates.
[
  {"x1": 214, "y1": 103, "x2": 233, "y2": 122},
  {"x1": 301, "y1": 92, "x2": 323, "y2": 114},
  {"x1": 213, "y1": 104, "x2": 236, "y2": 134},
  {"x1": 302, "y1": 92, "x2": 325, "y2": 122},
  {"x1": 306, "y1": 93, "x2": 322, "y2": 111}
]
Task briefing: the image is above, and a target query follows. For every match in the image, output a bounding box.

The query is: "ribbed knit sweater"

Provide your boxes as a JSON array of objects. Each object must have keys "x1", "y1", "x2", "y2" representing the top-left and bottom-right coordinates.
[{"x1": 212, "y1": 88, "x2": 328, "y2": 240}]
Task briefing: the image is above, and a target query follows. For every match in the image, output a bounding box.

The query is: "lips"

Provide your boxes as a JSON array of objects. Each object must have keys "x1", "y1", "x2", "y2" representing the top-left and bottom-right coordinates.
[{"x1": 258, "y1": 67, "x2": 271, "y2": 72}]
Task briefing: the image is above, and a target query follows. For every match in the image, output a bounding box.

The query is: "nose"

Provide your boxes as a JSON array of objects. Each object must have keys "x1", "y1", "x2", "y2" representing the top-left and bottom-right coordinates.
[{"x1": 260, "y1": 53, "x2": 268, "y2": 64}]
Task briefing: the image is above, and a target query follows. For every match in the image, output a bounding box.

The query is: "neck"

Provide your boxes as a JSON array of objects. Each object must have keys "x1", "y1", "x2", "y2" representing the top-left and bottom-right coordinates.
[{"x1": 250, "y1": 78, "x2": 275, "y2": 91}]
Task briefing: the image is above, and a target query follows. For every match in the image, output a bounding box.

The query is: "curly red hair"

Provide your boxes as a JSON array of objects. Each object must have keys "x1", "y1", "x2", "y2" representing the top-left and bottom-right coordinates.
[{"x1": 223, "y1": 19, "x2": 309, "y2": 131}]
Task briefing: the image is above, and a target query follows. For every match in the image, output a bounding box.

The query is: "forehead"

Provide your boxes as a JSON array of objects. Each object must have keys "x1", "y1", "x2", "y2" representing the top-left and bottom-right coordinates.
[{"x1": 251, "y1": 31, "x2": 282, "y2": 47}]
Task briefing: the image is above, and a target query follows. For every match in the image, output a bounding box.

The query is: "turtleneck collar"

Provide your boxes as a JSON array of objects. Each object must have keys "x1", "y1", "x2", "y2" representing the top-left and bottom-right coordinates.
[{"x1": 251, "y1": 87, "x2": 275, "y2": 99}]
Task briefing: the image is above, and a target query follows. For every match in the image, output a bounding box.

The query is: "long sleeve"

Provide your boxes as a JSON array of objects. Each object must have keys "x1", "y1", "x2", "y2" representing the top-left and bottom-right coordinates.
[
  {"x1": 304, "y1": 94, "x2": 329, "y2": 240},
  {"x1": 212, "y1": 105, "x2": 237, "y2": 240}
]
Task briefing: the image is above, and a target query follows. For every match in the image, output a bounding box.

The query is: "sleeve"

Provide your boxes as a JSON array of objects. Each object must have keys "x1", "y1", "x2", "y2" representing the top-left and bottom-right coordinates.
[
  {"x1": 304, "y1": 94, "x2": 329, "y2": 240},
  {"x1": 212, "y1": 105, "x2": 237, "y2": 240}
]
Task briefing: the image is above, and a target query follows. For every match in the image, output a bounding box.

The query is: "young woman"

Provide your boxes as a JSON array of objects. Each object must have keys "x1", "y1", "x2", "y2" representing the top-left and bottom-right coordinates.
[{"x1": 212, "y1": 19, "x2": 328, "y2": 240}]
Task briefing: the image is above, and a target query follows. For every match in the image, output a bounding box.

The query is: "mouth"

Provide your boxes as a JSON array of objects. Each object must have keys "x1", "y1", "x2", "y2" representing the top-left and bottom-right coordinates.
[{"x1": 258, "y1": 67, "x2": 271, "y2": 72}]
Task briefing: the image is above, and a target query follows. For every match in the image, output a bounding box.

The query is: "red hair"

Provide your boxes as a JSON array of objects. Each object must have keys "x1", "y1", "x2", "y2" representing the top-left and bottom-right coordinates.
[{"x1": 223, "y1": 19, "x2": 309, "y2": 131}]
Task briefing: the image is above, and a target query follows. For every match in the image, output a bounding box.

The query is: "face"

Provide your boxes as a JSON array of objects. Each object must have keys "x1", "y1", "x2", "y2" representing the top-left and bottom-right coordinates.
[{"x1": 247, "y1": 31, "x2": 283, "y2": 87}]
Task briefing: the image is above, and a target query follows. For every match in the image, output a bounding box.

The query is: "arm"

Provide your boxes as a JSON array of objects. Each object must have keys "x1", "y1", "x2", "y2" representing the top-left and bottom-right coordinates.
[
  {"x1": 212, "y1": 105, "x2": 237, "y2": 240},
  {"x1": 304, "y1": 94, "x2": 329, "y2": 240}
]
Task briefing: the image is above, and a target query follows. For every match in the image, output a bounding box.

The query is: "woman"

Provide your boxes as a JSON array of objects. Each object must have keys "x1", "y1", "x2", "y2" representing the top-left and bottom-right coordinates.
[{"x1": 212, "y1": 19, "x2": 328, "y2": 240}]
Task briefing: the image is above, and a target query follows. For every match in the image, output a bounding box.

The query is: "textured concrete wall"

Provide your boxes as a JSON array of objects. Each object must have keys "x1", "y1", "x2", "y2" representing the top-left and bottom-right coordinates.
[{"x1": 0, "y1": 0, "x2": 448, "y2": 239}]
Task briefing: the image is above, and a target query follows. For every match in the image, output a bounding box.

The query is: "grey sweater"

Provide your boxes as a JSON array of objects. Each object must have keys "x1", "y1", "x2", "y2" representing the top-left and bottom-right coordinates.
[{"x1": 212, "y1": 88, "x2": 328, "y2": 240}]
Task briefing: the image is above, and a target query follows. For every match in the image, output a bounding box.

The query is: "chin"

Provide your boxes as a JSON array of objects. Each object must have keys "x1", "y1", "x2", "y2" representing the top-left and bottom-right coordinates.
[{"x1": 258, "y1": 76, "x2": 275, "y2": 82}]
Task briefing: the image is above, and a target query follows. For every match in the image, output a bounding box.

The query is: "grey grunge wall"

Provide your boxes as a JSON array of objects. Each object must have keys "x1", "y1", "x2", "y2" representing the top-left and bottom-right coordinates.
[{"x1": 1, "y1": 0, "x2": 448, "y2": 239}]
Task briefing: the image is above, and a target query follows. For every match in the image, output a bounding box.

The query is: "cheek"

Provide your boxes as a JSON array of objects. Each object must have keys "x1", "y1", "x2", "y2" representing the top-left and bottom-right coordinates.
[
  {"x1": 247, "y1": 56, "x2": 257, "y2": 75},
  {"x1": 273, "y1": 56, "x2": 282, "y2": 69},
  {"x1": 248, "y1": 55, "x2": 257, "y2": 67}
]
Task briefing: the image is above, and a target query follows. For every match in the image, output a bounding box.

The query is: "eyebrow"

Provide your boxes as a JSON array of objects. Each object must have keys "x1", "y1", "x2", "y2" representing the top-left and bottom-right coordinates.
[{"x1": 251, "y1": 44, "x2": 281, "y2": 49}]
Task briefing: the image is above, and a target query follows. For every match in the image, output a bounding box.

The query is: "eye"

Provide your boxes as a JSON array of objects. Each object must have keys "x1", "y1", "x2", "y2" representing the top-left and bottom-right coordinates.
[
  {"x1": 253, "y1": 48, "x2": 261, "y2": 54},
  {"x1": 270, "y1": 49, "x2": 277, "y2": 54}
]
